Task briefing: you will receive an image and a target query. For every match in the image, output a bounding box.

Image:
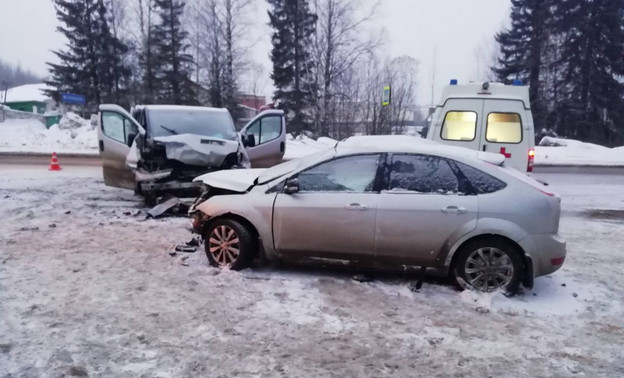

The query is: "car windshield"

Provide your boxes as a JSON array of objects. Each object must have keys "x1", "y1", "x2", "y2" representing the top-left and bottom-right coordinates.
[
  {"x1": 147, "y1": 107, "x2": 237, "y2": 140},
  {"x1": 257, "y1": 148, "x2": 335, "y2": 184}
]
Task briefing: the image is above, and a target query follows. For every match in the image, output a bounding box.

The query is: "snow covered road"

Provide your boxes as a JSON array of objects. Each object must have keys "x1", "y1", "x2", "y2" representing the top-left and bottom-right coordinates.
[{"x1": 0, "y1": 166, "x2": 623, "y2": 377}]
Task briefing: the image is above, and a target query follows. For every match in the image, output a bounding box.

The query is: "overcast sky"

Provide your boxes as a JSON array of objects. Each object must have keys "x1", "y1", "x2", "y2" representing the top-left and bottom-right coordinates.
[{"x1": 0, "y1": 0, "x2": 511, "y2": 107}]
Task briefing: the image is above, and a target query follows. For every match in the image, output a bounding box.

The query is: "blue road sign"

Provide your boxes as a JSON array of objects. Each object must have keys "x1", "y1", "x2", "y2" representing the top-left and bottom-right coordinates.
[{"x1": 61, "y1": 93, "x2": 86, "y2": 105}]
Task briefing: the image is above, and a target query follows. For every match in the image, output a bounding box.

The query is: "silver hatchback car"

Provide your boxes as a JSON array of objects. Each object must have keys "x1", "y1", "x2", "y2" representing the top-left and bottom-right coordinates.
[{"x1": 191, "y1": 136, "x2": 566, "y2": 293}]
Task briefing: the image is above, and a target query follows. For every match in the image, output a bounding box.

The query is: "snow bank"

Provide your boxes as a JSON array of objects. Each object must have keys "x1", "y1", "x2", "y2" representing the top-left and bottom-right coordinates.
[
  {"x1": 284, "y1": 134, "x2": 336, "y2": 160},
  {"x1": 0, "y1": 113, "x2": 98, "y2": 155},
  {"x1": 535, "y1": 136, "x2": 624, "y2": 166}
]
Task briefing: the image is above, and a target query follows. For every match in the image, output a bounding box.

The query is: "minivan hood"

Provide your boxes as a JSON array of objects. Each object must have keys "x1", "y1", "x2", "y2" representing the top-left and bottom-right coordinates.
[
  {"x1": 194, "y1": 168, "x2": 267, "y2": 192},
  {"x1": 153, "y1": 134, "x2": 239, "y2": 167}
]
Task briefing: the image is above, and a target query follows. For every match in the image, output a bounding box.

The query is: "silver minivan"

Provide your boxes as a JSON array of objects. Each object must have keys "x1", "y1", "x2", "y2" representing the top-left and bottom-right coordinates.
[{"x1": 97, "y1": 104, "x2": 286, "y2": 200}]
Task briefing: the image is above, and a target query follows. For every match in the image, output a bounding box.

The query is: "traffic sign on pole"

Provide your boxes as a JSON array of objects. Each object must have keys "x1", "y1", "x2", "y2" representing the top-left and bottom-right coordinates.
[{"x1": 382, "y1": 85, "x2": 391, "y2": 106}]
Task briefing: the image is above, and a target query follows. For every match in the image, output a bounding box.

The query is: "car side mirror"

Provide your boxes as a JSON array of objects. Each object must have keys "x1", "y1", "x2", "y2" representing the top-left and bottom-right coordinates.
[
  {"x1": 243, "y1": 134, "x2": 256, "y2": 148},
  {"x1": 127, "y1": 132, "x2": 137, "y2": 147},
  {"x1": 284, "y1": 177, "x2": 299, "y2": 194}
]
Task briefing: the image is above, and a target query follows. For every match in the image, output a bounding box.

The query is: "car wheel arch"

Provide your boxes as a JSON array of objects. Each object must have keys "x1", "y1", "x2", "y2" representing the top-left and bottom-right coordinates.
[
  {"x1": 203, "y1": 213, "x2": 261, "y2": 256},
  {"x1": 446, "y1": 234, "x2": 533, "y2": 285}
]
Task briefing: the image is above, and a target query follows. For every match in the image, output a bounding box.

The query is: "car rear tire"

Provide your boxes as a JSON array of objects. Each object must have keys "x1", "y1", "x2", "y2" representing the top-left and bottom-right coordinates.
[
  {"x1": 453, "y1": 238, "x2": 524, "y2": 294},
  {"x1": 204, "y1": 219, "x2": 255, "y2": 270}
]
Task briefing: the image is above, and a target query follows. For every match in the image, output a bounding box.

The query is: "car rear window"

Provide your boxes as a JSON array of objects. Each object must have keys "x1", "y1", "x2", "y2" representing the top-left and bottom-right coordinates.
[
  {"x1": 455, "y1": 161, "x2": 507, "y2": 194},
  {"x1": 486, "y1": 113, "x2": 522, "y2": 143},
  {"x1": 441, "y1": 111, "x2": 477, "y2": 141}
]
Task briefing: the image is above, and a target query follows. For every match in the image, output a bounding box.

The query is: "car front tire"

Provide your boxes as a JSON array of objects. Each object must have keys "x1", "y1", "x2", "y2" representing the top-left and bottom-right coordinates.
[
  {"x1": 453, "y1": 238, "x2": 524, "y2": 294},
  {"x1": 204, "y1": 219, "x2": 255, "y2": 270}
]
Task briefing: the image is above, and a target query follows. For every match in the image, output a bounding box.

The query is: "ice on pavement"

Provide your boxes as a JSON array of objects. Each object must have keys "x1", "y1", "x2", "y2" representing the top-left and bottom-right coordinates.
[{"x1": 0, "y1": 165, "x2": 623, "y2": 376}]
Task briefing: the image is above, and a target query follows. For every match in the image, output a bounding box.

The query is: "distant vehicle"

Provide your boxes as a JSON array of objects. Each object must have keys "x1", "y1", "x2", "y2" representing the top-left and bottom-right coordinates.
[
  {"x1": 190, "y1": 135, "x2": 566, "y2": 293},
  {"x1": 425, "y1": 80, "x2": 536, "y2": 173},
  {"x1": 97, "y1": 104, "x2": 286, "y2": 203}
]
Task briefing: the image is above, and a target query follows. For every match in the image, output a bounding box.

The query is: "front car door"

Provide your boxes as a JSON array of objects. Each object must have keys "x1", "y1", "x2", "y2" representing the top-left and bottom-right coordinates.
[
  {"x1": 273, "y1": 154, "x2": 383, "y2": 262},
  {"x1": 375, "y1": 153, "x2": 478, "y2": 266},
  {"x1": 97, "y1": 104, "x2": 145, "y2": 190},
  {"x1": 241, "y1": 110, "x2": 286, "y2": 168}
]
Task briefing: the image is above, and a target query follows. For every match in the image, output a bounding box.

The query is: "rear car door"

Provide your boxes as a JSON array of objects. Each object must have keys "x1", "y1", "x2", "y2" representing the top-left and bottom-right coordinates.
[
  {"x1": 97, "y1": 104, "x2": 145, "y2": 190},
  {"x1": 481, "y1": 100, "x2": 530, "y2": 172},
  {"x1": 433, "y1": 99, "x2": 484, "y2": 152},
  {"x1": 273, "y1": 154, "x2": 382, "y2": 261},
  {"x1": 241, "y1": 110, "x2": 286, "y2": 168},
  {"x1": 375, "y1": 154, "x2": 478, "y2": 266}
]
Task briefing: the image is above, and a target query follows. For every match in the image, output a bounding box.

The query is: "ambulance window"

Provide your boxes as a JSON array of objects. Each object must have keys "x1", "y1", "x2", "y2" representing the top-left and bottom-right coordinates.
[
  {"x1": 486, "y1": 113, "x2": 522, "y2": 143},
  {"x1": 441, "y1": 111, "x2": 477, "y2": 141}
]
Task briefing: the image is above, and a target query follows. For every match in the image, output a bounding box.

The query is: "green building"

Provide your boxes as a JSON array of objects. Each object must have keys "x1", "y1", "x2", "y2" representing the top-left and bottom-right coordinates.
[{"x1": 1, "y1": 83, "x2": 61, "y2": 128}]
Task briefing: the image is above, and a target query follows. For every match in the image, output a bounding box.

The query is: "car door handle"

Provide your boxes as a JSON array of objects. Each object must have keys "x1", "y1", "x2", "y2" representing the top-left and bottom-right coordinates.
[
  {"x1": 441, "y1": 206, "x2": 467, "y2": 214},
  {"x1": 345, "y1": 203, "x2": 368, "y2": 211}
]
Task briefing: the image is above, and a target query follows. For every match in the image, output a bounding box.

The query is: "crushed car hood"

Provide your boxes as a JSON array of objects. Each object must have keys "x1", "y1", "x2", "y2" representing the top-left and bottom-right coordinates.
[
  {"x1": 194, "y1": 168, "x2": 267, "y2": 192},
  {"x1": 153, "y1": 134, "x2": 240, "y2": 167}
]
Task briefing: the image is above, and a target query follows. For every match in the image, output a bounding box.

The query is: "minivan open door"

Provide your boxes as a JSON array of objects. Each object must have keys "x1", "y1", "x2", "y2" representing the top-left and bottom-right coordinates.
[
  {"x1": 240, "y1": 109, "x2": 286, "y2": 168},
  {"x1": 97, "y1": 104, "x2": 145, "y2": 190}
]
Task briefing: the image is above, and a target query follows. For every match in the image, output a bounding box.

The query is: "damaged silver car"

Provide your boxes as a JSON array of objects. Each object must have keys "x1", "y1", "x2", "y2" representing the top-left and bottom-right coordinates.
[{"x1": 97, "y1": 104, "x2": 286, "y2": 203}]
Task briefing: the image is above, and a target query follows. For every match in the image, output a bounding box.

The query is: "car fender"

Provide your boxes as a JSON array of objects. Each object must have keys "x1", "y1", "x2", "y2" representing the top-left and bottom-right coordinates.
[
  {"x1": 196, "y1": 193, "x2": 277, "y2": 260},
  {"x1": 442, "y1": 217, "x2": 529, "y2": 267}
]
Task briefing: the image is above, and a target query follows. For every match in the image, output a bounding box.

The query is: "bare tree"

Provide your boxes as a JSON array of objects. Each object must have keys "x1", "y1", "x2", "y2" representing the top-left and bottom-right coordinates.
[
  {"x1": 312, "y1": 0, "x2": 380, "y2": 136},
  {"x1": 190, "y1": 0, "x2": 252, "y2": 118}
]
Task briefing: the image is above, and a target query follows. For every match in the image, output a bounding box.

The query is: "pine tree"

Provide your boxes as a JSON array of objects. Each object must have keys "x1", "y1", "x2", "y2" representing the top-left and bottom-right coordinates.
[
  {"x1": 152, "y1": 0, "x2": 197, "y2": 105},
  {"x1": 492, "y1": 0, "x2": 552, "y2": 131},
  {"x1": 46, "y1": 0, "x2": 130, "y2": 109},
  {"x1": 556, "y1": 0, "x2": 624, "y2": 146},
  {"x1": 268, "y1": 0, "x2": 318, "y2": 133}
]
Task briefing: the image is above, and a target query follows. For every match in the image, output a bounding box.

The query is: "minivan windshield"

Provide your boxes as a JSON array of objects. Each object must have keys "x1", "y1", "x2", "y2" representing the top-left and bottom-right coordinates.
[{"x1": 147, "y1": 107, "x2": 237, "y2": 140}]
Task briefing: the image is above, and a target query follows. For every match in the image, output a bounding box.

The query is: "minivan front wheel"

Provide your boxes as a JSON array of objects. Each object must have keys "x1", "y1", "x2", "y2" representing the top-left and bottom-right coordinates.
[
  {"x1": 204, "y1": 219, "x2": 255, "y2": 270},
  {"x1": 453, "y1": 239, "x2": 524, "y2": 293}
]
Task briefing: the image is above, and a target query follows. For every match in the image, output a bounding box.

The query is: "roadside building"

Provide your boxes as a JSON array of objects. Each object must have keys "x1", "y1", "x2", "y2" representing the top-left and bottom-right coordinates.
[{"x1": 0, "y1": 83, "x2": 61, "y2": 127}]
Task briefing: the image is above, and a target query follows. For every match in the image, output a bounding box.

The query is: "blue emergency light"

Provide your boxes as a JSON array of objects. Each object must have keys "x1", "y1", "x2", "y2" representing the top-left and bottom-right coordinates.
[
  {"x1": 512, "y1": 79, "x2": 522, "y2": 86},
  {"x1": 450, "y1": 79, "x2": 458, "y2": 85}
]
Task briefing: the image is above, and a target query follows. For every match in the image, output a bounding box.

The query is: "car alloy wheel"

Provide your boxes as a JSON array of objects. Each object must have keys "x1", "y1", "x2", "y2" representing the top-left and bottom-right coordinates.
[
  {"x1": 464, "y1": 247, "x2": 514, "y2": 292},
  {"x1": 208, "y1": 225, "x2": 241, "y2": 266}
]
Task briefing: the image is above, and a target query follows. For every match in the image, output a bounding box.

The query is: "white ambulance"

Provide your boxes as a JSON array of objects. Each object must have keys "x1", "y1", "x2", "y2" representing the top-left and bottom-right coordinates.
[{"x1": 425, "y1": 80, "x2": 536, "y2": 173}]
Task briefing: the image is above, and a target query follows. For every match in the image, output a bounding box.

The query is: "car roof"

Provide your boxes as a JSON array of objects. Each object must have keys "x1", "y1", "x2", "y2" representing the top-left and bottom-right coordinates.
[
  {"x1": 140, "y1": 105, "x2": 230, "y2": 113},
  {"x1": 337, "y1": 135, "x2": 506, "y2": 165}
]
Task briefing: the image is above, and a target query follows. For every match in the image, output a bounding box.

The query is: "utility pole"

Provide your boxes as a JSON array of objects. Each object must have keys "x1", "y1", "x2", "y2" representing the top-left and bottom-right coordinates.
[
  {"x1": 1, "y1": 81, "x2": 8, "y2": 122},
  {"x1": 430, "y1": 46, "x2": 437, "y2": 108}
]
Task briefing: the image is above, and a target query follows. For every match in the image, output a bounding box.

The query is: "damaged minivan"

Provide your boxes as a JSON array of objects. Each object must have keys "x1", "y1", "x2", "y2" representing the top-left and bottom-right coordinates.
[{"x1": 97, "y1": 104, "x2": 286, "y2": 203}]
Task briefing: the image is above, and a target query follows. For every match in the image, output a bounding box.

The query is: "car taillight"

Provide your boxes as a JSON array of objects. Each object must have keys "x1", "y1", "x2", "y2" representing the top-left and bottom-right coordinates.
[
  {"x1": 551, "y1": 257, "x2": 565, "y2": 265},
  {"x1": 527, "y1": 148, "x2": 535, "y2": 173}
]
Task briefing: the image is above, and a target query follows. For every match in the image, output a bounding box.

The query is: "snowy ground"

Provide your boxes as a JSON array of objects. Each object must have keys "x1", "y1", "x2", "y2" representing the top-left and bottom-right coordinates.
[{"x1": 0, "y1": 165, "x2": 623, "y2": 377}]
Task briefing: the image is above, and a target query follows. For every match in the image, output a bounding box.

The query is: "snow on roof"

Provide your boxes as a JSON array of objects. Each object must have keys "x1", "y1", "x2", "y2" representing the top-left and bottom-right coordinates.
[
  {"x1": 337, "y1": 135, "x2": 505, "y2": 165},
  {"x1": 437, "y1": 82, "x2": 531, "y2": 108},
  {"x1": 142, "y1": 105, "x2": 230, "y2": 113},
  {"x1": 0, "y1": 83, "x2": 53, "y2": 103}
]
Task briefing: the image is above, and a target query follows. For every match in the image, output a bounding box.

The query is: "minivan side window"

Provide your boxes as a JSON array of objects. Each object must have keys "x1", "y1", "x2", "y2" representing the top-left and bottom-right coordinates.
[
  {"x1": 441, "y1": 111, "x2": 477, "y2": 141},
  {"x1": 101, "y1": 111, "x2": 138, "y2": 146},
  {"x1": 388, "y1": 154, "x2": 459, "y2": 194},
  {"x1": 486, "y1": 113, "x2": 522, "y2": 143},
  {"x1": 245, "y1": 115, "x2": 282, "y2": 146}
]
